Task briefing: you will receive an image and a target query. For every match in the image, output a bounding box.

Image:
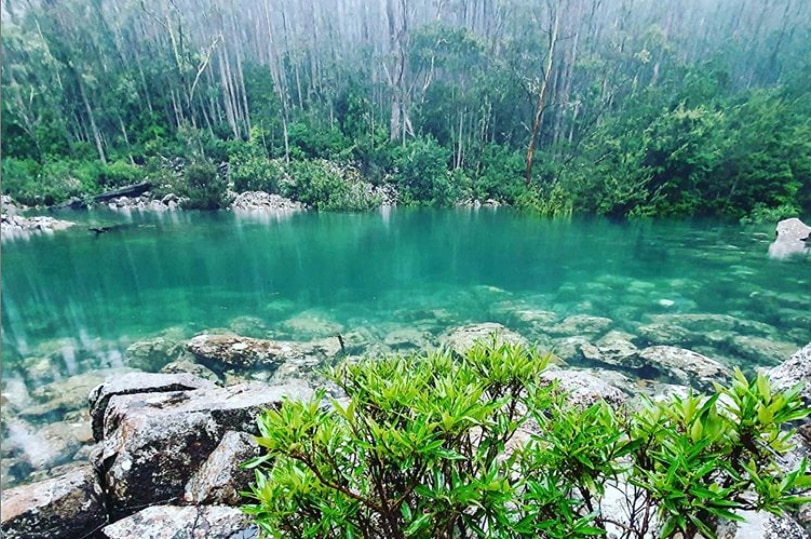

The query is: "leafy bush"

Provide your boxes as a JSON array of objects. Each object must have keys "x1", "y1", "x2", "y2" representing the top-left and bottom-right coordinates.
[
  {"x1": 283, "y1": 160, "x2": 380, "y2": 211},
  {"x1": 392, "y1": 137, "x2": 456, "y2": 206},
  {"x1": 515, "y1": 182, "x2": 574, "y2": 217},
  {"x1": 98, "y1": 160, "x2": 142, "y2": 189},
  {"x1": 1, "y1": 158, "x2": 102, "y2": 205},
  {"x1": 229, "y1": 134, "x2": 286, "y2": 194},
  {"x1": 180, "y1": 160, "x2": 230, "y2": 209},
  {"x1": 244, "y1": 341, "x2": 810, "y2": 539},
  {"x1": 739, "y1": 202, "x2": 803, "y2": 225}
]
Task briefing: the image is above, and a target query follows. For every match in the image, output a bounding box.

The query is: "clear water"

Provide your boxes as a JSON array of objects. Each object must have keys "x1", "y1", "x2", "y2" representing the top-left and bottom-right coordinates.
[{"x1": 2, "y1": 207, "x2": 808, "y2": 376}]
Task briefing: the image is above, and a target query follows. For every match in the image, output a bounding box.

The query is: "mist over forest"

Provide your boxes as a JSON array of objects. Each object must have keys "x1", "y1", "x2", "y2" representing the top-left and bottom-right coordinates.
[{"x1": 2, "y1": 0, "x2": 810, "y2": 217}]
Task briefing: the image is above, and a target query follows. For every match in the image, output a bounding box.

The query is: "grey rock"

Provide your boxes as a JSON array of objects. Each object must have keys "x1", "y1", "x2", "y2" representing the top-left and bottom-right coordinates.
[
  {"x1": 623, "y1": 346, "x2": 730, "y2": 389},
  {"x1": 231, "y1": 191, "x2": 305, "y2": 213},
  {"x1": 546, "y1": 315, "x2": 613, "y2": 337},
  {"x1": 160, "y1": 359, "x2": 222, "y2": 385},
  {"x1": 1, "y1": 214, "x2": 75, "y2": 241},
  {"x1": 125, "y1": 336, "x2": 185, "y2": 371},
  {"x1": 775, "y1": 217, "x2": 811, "y2": 242},
  {"x1": 730, "y1": 335, "x2": 799, "y2": 366},
  {"x1": 100, "y1": 505, "x2": 255, "y2": 539},
  {"x1": 595, "y1": 331, "x2": 638, "y2": 365},
  {"x1": 440, "y1": 323, "x2": 528, "y2": 355},
  {"x1": 89, "y1": 372, "x2": 215, "y2": 441},
  {"x1": 384, "y1": 328, "x2": 434, "y2": 351},
  {"x1": 0, "y1": 465, "x2": 106, "y2": 539},
  {"x1": 540, "y1": 368, "x2": 628, "y2": 408},
  {"x1": 637, "y1": 323, "x2": 694, "y2": 346},
  {"x1": 768, "y1": 342, "x2": 811, "y2": 405},
  {"x1": 183, "y1": 431, "x2": 261, "y2": 505},
  {"x1": 187, "y1": 333, "x2": 305, "y2": 370},
  {"x1": 278, "y1": 311, "x2": 344, "y2": 338},
  {"x1": 93, "y1": 382, "x2": 312, "y2": 517}
]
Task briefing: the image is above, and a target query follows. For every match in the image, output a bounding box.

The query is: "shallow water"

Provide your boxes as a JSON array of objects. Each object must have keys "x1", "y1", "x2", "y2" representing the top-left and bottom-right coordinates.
[{"x1": 2, "y1": 207, "x2": 808, "y2": 372}]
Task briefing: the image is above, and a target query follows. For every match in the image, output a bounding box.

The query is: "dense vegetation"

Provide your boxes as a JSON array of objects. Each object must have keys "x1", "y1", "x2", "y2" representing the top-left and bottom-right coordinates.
[
  {"x1": 2, "y1": 0, "x2": 810, "y2": 217},
  {"x1": 244, "y1": 340, "x2": 810, "y2": 538}
]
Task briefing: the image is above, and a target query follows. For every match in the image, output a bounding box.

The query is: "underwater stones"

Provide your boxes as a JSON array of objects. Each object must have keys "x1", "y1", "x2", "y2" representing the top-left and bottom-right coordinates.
[
  {"x1": 551, "y1": 336, "x2": 597, "y2": 363},
  {"x1": 768, "y1": 343, "x2": 811, "y2": 405},
  {"x1": 384, "y1": 328, "x2": 435, "y2": 351},
  {"x1": 546, "y1": 315, "x2": 613, "y2": 337},
  {"x1": 2, "y1": 418, "x2": 88, "y2": 473},
  {"x1": 278, "y1": 311, "x2": 344, "y2": 338},
  {"x1": 540, "y1": 368, "x2": 627, "y2": 408},
  {"x1": 183, "y1": 431, "x2": 261, "y2": 506},
  {"x1": 594, "y1": 331, "x2": 638, "y2": 365},
  {"x1": 440, "y1": 323, "x2": 528, "y2": 355},
  {"x1": 227, "y1": 316, "x2": 270, "y2": 338},
  {"x1": 160, "y1": 359, "x2": 222, "y2": 385},
  {"x1": 93, "y1": 382, "x2": 312, "y2": 517},
  {"x1": 624, "y1": 346, "x2": 730, "y2": 389},
  {"x1": 100, "y1": 505, "x2": 255, "y2": 539},
  {"x1": 125, "y1": 336, "x2": 185, "y2": 371},
  {"x1": 729, "y1": 336, "x2": 798, "y2": 366},
  {"x1": 186, "y1": 334, "x2": 305, "y2": 370},
  {"x1": 0, "y1": 465, "x2": 106, "y2": 539},
  {"x1": 89, "y1": 372, "x2": 216, "y2": 441}
]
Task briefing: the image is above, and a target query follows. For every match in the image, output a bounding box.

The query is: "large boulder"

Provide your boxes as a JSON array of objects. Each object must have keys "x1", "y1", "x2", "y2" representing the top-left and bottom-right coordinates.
[
  {"x1": 540, "y1": 368, "x2": 628, "y2": 408},
  {"x1": 0, "y1": 465, "x2": 106, "y2": 539},
  {"x1": 183, "y1": 430, "x2": 261, "y2": 505},
  {"x1": 89, "y1": 372, "x2": 216, "y2": 441},
  {"x1": 621, "y1": 346, "x2": 730, "y2": 390},
  {"x1": 186, "y1": 334, "x2": 305, "y2": 370},
  {"x1": 769, "y1": 218, "x2": 810, "y2": 259},
  {"x1": 92, "y1": 381, "x2": 312, "y2": 517},
  {"x1": 768, "y1": 342, "x2": 811, "y2": 405},
  {"x1": 440, "y1": 323, "x2": 528, "y2": 355},
  {"x1": 100, "y1": 505, "x2": 255, "y2": 539}
]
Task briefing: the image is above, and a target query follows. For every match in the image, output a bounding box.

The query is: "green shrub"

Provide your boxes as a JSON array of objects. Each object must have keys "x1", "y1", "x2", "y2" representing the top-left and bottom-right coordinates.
[
  {"x1": 229, "y1": 134, "x2": 286, "y2": 194},
  {"x1": 283, "y1": 160, "x2": 380, "y2": 211},
  {"x1": 180, "y1": 160, "x2": 230, "y2": 209},
  {"x1": 244, "y1": 341, "x2": 810, "y2": 539},
  {"x1": 739, "y1": 202, "x2": 802, "y2": 225},
  {"x1": 1, "y1": 158, "x2": 102, "y2": 205},
  {"x1": 392, "y1": 137, "x2": 455, "y2": 206},
  {"x1": 515, "y1": 182, "x2": 574, "y2": 217},
  {"x1": 98, "y1": 160, "x2": 142, "y2": 189}
]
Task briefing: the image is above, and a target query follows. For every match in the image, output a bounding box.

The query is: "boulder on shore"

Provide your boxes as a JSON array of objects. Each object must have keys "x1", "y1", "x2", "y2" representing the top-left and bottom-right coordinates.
[
  {"x1": 768, "y1": 342, "x2": 811, "y2": 405},
  {"x1": 0, "y1": 465, "x2": 106, "y2": 539},
  {"x1": 769, "y1": 217, "x2": 810, "y2": 259},
  {"x1": 100, "y1": 505, "x2": 255, "y2": 539}
]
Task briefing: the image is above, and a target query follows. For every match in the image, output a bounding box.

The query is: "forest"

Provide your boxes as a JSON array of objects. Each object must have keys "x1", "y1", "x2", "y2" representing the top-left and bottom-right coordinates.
[{"x1": 2, "y1": 0, "x2": 810, "y2": 218}]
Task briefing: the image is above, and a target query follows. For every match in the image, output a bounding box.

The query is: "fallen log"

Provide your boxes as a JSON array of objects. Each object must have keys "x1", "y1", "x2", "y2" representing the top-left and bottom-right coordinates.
[{"x1": 93, "y1": 182, "x2": 151, "y2": 203}]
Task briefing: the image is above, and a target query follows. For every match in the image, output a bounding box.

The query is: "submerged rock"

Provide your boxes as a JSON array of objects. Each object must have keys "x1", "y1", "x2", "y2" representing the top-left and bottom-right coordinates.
[
  {"x1": 0, "y1": 465, "x2": 106, "y2": 539},
  {"x1": 278, "y1": 311, "x2": 344, "y2": 338},
  {"x1": 440, "y1": 323, "x2": 528, "y2": 355},
  {"x1": 186, "y1": 334, "x2": 305, "y2": 370},
  {"x1": 622, "y1": 346, "x2": 730, "y2": 389},
  {"x1": 100, "y1": 505, "x2": 255, "y2": 539},
  {"x1": 729, "y1": 335, "x2": 799, "y2": 366},
  {"x1": 546, "y1": 315, "x2": 613, "y2": 337}
]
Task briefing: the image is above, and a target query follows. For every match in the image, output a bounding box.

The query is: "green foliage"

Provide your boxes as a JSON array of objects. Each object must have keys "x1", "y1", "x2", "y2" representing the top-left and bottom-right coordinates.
[
  {"x1": 283, "y1": 160, "x2": 381, "y2": 212},
  {"x1": 470, "y1": 144, "x2": 526, "y2": 203},
  {"x1": 229, "y1": 130, "x2": 286, "y2": 194},
  {"x1": 179, "y1": 160, "x2": 230, "y2": 210},
  {"x1": 98, "y1": 160, "x2": 142, "y2": 189},
  {"x1": 515, "y1": 182, "x2": 574, "y2": 218},
  {"x1": 1, "y1": 158, "x2": 101, "y2": 205},
  {"x1": 392, "y1": 137, "x2": 457, "y2": 206},
  {"x1": 244, "y1": 342, "x2": 810, "y2": 539}
]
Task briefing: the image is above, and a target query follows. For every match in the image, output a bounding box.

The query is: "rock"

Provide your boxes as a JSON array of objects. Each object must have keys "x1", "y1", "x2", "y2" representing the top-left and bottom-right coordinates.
[
  {"x1": 160, "y1": 359, "x2": 222, "y2": 385},
  {"x1": 595, "y1": 331, "x2": 638, "y2": 365},
  {"x1": 231, "y1": 191, "x2": 305, "y2": 213},
  {"x1": 2, "y1": 419, "x2": 87, "y2": 472},
  {"x1": 540, "y1": 368, "x2": 628, "y2": 408},
  {"x1": 384, "y1": 328, "x2": 434, "y2": 351},
  {"x1": 546, "y1": 315, "x2": 613, "y2": 337},
  {"x1": 623, "y1": 346, "x2": 730, "y2": 389},
  {"x1": 228, "y1": 316, "x2": 270, "y2": 338},
  {"x1": 725, "y1": 511, "x2": 810, "y2": 539},
  {"x1": 100, "y1": 505, "x2": 255, "y2": 539},
  {"x1": 775, "y1": 217, "x2": 811, "y2": 242},
  {"x1": 125, "y1": 336, "x2": 185, "y2": 371},
  {"x1": 93, "y1": 382, "x2": 312, "y2": 516},
  {"x1": 89, "y1": 372, "x2": 216, "y2": 441},
  {"x1": 186, "y1": 334, "x2": 305, "y2": 371},
  {"x1": 278, "y1": 311, "x2": 344, "y2": 338},
  {"x1": 0, "y1": 465, "x2": 106, "y2": 539},
  {"x1": 183, "y1": 431, "x2": 261, "y2": 505},
  {"x1": 22, "y1": 370, "x2": 134, "y2": 422},
  {"x1": 1, "y1": 214, "x2": 76, "y2": 240},
  {"x1": 551, "y1": 336, "x2": 597, "y2": 363},
  {"x1": 440, "y1": 323, "x2": 528, "y2": 355},
  {"x1": 729, "y1": 335, "x2": 799, "y2": 366},
  {"x1": 768, "y1": 343, "x2": 811, "y2": 405},
  {"x1": 636, "y1": 323, "x2": 694, "y2": 346}
]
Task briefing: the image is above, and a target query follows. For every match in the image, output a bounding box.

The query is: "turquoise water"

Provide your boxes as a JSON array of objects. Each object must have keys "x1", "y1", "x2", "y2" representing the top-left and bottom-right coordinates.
[{"x1": 1, "y1": 208, "x2": 809, "y2": 375}]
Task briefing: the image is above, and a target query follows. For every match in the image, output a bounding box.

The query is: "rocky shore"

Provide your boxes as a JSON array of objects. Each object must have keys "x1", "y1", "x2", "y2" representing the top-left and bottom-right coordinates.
[{"x1": 1, "y1": 317, "x2": 809, "y2": 538}]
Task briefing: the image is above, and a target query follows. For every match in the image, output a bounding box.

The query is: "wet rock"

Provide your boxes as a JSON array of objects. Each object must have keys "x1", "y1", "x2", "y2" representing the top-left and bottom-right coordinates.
[
  {"x1": 623, "y1": 346, "x2": 730, "y2": 389},
  {"x1": 729, "y1": 335, "x2": 799, "y2": 366},
  {"x1": 384, "y1": 328, "x2": 434, "y2": 351},
  {"x1": 228, "y1": 316, "x2": 270, "y2": 338},
  {"x1": 231, "y1": 191, "x2": 305, "y2": 212},
  {"x1": 160, "y1": 359, "x2": 222, "y2": 385},
  {"x1": 186, "y1": 333, "x2": 306, "y2": 371},
  {"x1": 636, "y1": 323, "x2": 694, "y2": 346},
  {"x1": 21, "y1": 370, "x2": 134, "y2": 423},
  {"x1": 278, "y1": 311, "x2": 344, "y2": 338},
  {"x1": 89, "y1": 372, "x2": 215, "y2": 441},
  {"x1": 0, "y1": 465, "x2": 106, "y2": 539},
  {"x1": 540, "y1": 368, "x2": 628, "y2": 408},
  {"x1": 725, "y1": 511, "x2": 809, "y2": 539},
  {"x1": 125, "y1": 336, "x2": 185, "y2": 371},
  {"x1": 183, "y1": 431, "x2": 261, "y2": 505},
  {"x1": 510, "y1": 309, "x2": 559, "y2": 327},
  {"x1": 595, "y1": 331, "x2": 638, "y2": 365},
  {"x1": 546, "y1": 315, "x2": 613, "y2": 337},
  {"x1": 93, "y1": 382, "x2": 312, "y2": 517},
  {"x1": 100, "y1": 505, "x2": 255, "y2": 539},
  {"x1": 551, "y1": 336, "x2": 597, "y2": 363},
  {"x1": 768, "y1": 343, "x2": 811, "y2": 405},
  {"x1": 1, "y1": 214, "x2": 75, "y2": 241},
  {"x1": 775, "y1": 217, "x2": 811, "y2": 241},
  {"x1": 2, "y1": 419, "x2": 87, "y2": 472},
  {"x1": 440, "y1": 323, "x2": 528, "y2": 355}
]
